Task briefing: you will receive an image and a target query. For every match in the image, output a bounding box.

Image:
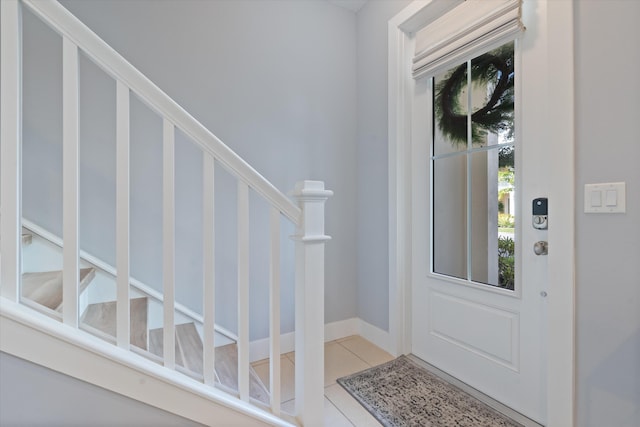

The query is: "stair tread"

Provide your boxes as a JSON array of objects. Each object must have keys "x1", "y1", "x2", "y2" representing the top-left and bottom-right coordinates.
[
  {"x1": 12, "y1": 234, "x2": 273, "y2": 405},
  {"x1": 21, "y1": 267, "x2": 95, "y2": 311},
  {"x1": 82, "y1": 297, "x2": 148, "y2": 350},
  {"x1": 149, "y1": 327, "x2": 184, "y2": 367},
  {"x1": 216, "y1": 343, "x2": 270, "y2": 404},
  {"x1": 176, "y1": 323, "x2": 204, "y2": 375},
  {"x1": 147, "y1": 325, "x2": 268, "y2": 402}
]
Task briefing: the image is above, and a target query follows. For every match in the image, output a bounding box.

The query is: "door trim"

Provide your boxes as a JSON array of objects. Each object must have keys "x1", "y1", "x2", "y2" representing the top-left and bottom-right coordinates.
[{"x1": 387, "y1": 1, "x2": 575, "y2": 426}]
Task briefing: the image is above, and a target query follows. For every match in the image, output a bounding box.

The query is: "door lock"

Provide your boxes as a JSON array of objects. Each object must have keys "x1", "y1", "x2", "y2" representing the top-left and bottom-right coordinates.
[
  {"x1": 533, "y1": 241, "x2": 548, "y2": 255},
  {"x1": 532, "y1": 198, "x2": 548, "y2": 230}
]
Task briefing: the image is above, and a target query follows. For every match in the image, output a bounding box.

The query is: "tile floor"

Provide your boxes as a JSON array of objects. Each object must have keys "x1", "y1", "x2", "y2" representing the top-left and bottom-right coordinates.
[{"x1": 251, "y1": 335, "x2": 395, "y2": 426}]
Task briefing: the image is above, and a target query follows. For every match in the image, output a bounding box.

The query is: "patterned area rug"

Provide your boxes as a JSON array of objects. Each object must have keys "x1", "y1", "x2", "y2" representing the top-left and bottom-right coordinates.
[{"x1": 337, "y1": 356, "x2": 521, "y2": 427}]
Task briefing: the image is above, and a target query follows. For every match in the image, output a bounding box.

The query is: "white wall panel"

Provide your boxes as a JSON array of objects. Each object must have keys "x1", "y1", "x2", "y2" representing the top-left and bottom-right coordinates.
[{"x1": 430, "y1": 291, "x2": 518, "y2": 368}]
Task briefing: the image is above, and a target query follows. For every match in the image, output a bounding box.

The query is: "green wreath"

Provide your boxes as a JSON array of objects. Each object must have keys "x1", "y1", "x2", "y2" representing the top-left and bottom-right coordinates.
[{"x1": 434, "y1": 44, "x2": 514, "y2": 146}]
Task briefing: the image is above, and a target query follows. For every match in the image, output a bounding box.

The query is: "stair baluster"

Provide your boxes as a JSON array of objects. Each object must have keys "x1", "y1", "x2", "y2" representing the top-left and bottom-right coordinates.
[
  {"x1": 62, "y1": 35, "x2": 80, "y2": 328},
  {"x1": 162, "y1": 118, "x2": 177, "y2": 369},
  {"x1": 237, "y1": 181, "x2": 250, "y2": 402},
  {"x1": 116, "y1": 80, "x2": 131, "y2": 350},
  {"x1": 202, "y1": 153, "x2": 216, "y2": 386},
  {"x1": 269, "y1": 206, "x2": 282, "y2": 415}
]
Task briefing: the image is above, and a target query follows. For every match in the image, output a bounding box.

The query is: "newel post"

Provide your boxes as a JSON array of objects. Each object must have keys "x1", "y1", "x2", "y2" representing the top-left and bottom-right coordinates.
[{"x1": 291, "y1": 181, "x2": 332, "y2": 426}]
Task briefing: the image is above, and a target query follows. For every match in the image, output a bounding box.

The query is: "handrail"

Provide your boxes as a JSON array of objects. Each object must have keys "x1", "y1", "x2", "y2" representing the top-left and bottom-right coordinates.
[{"x1": 20, "y1": 0, "x2": 301, "y2": 224}]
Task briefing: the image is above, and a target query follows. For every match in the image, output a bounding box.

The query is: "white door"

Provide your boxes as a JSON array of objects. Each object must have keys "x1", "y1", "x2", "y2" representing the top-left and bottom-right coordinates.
[{"x1": 410, "y1": 2, "x2": 551, "y2": 424}]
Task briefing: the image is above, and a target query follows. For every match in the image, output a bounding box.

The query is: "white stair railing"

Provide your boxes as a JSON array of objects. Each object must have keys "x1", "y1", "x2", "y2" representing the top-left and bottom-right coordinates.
[
  {"x1": 291, "y1": 182, "x2": 333, "y2": 423},
  {"x1": 61, "y1": 34, "x2": 80, "y2": 328},
  {"x1": 116, "y1": 80, "x2": 131, "y2": 350},
  {"x1": 0, "y1": 1, "x2": 331, "y2": 425}
]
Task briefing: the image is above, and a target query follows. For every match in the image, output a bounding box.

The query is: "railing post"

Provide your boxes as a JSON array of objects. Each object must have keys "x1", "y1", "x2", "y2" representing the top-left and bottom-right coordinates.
[
  {"x1": 237, "y1": 181, "x2": 250, "y2": 402},
  {"x1": 0, "y1": 0, "x2": 22, "y2": 301},
  {"x1": 62, "y1": 36, "x2": 80, "y2": 327},
  {"x1": 162, "y1": 118, "x2": 176, "y2": 368},
  {"x1": 116, "y1": 80, "x2": 131, "y2": 349},
  {"x1": 291, "y1": 180, "x2": 332, "y2": 427},
  {"x1": 202, "y1": 153, "x2": 216, "y2": 386},
  {"x1": 269, "y1": 206, "x2": 282, "y2": 415}
]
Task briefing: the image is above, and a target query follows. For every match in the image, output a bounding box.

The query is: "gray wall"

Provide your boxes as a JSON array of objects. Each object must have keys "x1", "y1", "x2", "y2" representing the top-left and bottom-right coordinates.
[
  {"x1": 355, "y1": 0, "x2": 411, "y2": 331},
  {"x1": 0, "y1": 351, "x2": 203, "y2": 426},
  {"x1": 20, "y1": 0, "x2": 359, "y2": 338},
  {"x1": 574, "y1": 1, "x2": 640, "y2": 425}
]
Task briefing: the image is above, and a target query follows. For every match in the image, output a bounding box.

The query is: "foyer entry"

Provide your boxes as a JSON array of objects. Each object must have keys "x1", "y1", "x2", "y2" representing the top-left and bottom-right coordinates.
[{"x1": 389, "y1": 1, "x2": 576, "y2": 426}]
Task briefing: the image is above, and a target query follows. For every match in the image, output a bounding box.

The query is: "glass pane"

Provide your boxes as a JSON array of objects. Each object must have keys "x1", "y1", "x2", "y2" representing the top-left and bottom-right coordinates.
[
  {"x1": 498, "y1": 146, "x2": 516, "y2": 290},
  {"x1": 469, "y1": 150, "x2": 496, "y2": 286},
  {"x1": 433, "y1": 155, "x2": 467, "y2": 280},
  {"x1": 470, "y1": 42, "x2": 515, "y2": 148},
  {"x1": 433, "y1": 61, "x2": 469, "y2": 156},
  {"x1": 431, "y1": 40, "x2": 516, "y2": 290}
]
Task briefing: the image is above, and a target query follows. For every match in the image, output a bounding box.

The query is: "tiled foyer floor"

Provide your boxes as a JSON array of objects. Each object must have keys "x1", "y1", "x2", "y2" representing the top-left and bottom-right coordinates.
[{"x1": 251, "y1": 335, "x2": 394, "y2": 426}]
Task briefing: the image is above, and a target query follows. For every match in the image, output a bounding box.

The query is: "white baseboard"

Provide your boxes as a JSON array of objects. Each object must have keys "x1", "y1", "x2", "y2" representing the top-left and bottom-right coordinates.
[
  {"x1": 249, "y1": 317, "x2": 392, "y2": 362},
  {"x1": 325, "y1": 317, "x2": 393, "y2": 355},
  {"x1": 324, "y1": 317, "x2": 360, "y2": 342},
  {"x1": 357, "y1": 319, "x2": 394, "y2": 356},
  {"x1": 249, "y1": 331, "x2": 296, "y2": 363}
]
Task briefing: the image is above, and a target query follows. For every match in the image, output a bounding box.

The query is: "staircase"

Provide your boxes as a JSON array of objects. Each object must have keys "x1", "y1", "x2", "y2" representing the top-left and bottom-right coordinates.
[
  {"x1": 18, "y1": 237, "x2": 270, "y2": 404},
  {"x1": 1, "y1": 0, "x2": 331, "y2": 425}
]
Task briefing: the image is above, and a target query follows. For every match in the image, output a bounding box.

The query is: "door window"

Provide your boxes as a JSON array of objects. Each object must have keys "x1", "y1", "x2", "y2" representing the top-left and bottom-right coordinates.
[{"x1": 432, "y1": 41, "x2": 516, "y2": 290}]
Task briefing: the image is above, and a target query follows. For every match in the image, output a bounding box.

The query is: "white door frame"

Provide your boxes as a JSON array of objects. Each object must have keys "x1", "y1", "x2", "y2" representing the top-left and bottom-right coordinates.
[{"x1": 387, "y1": 1, "x2": 575, "y2": 426}]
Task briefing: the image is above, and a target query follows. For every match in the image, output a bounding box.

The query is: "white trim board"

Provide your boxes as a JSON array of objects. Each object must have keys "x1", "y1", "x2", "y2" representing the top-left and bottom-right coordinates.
[
  {"x1": 325, "y1": 317, "x2": 393, "y2": 355},
  {"x1": 387, "y1": 1, "x2": 575, "y2": 426}
]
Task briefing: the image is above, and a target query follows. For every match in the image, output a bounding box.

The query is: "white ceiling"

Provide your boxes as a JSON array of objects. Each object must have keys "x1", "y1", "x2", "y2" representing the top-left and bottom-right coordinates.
[{"x1": 327, "y1": 0, "x2": 369, "y2": 13}]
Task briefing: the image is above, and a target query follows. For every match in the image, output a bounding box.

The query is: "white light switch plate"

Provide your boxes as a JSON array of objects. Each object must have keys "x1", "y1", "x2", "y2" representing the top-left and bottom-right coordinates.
[{"x1": 584, "y1": 182, "x2": 626, "y2": 213}]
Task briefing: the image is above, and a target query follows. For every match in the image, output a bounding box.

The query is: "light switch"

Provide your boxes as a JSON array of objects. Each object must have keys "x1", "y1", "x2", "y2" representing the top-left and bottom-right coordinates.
[{"x1": 584, "y1": 182, "x2": 626, "y2": 213}]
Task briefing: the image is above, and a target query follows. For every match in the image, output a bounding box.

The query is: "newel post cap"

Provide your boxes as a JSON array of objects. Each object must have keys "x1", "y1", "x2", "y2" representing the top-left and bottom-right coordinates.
[
  {"x1": 290, "y1": 180, "x2": 332, "y2": 243},
  {"x1": 290, "y1": 180, "x2": 334, "y2": 200}
]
